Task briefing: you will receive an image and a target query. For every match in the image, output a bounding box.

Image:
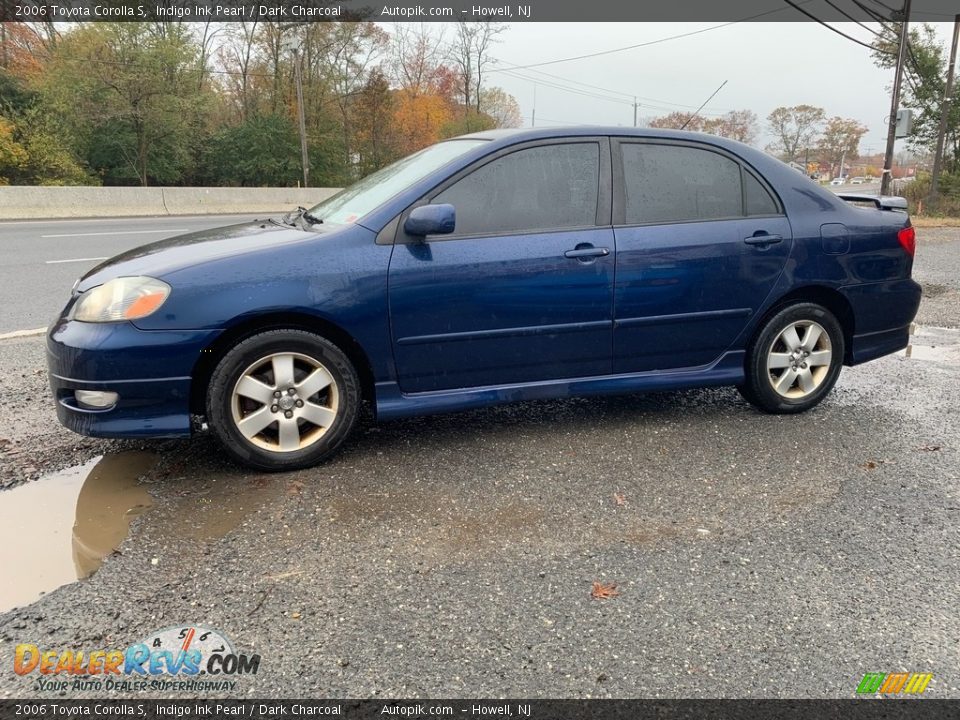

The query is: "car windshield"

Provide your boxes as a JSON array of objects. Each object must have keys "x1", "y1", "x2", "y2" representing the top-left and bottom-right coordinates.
[{"x1": 305, "y1": 139, "x2": 488, "y2": 226}]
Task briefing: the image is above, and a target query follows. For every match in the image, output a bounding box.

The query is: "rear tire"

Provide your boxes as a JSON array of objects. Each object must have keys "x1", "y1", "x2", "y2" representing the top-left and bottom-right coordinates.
[
  {"x1": 738, "y1": 302, "x2": 844, "y2": 414},
  {"x1": 206, "y1": 329, "x2": 360, "y2": 471}
]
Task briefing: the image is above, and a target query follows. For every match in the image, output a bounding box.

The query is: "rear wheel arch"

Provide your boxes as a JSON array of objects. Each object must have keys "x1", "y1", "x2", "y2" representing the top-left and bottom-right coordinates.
[
  {"x1": 190, "y1": 312, "x2": 375, "y2": 417},
  {"x1": 754, "y1": 286, "x2": 855, "y2": 365}
]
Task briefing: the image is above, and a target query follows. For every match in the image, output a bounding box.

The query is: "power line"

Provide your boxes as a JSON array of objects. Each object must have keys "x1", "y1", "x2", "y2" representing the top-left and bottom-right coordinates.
[
  {"x1": 820, "y1": 0, "x2": 884, "y2": 36},
  {"x1": 485, "y1": 3, "x2": 812, "y2": 74},
  {"x1": 497, "y1": 69, "x2": 634, "y2": 107},
  {"x1": 499, "y1": 67, "x2": 727, "y2": 115},
  {"x1": 781, "y1": 0, "x2": 887, "y2": 51},
  {"x1": 491, "y1": 60, "x2": 734, "y2": 113}
]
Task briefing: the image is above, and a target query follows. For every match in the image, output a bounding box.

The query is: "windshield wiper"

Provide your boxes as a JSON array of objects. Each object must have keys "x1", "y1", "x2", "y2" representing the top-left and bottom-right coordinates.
[
  {"x1": 302, "y1": 210, "x2": 323, "y2": 226},
  {"x1": 279, "y1": 206, "x2": 324, "y2": 228},
  {"x1": 275, "y1": 206, "x2": 302, "y2": 226}
]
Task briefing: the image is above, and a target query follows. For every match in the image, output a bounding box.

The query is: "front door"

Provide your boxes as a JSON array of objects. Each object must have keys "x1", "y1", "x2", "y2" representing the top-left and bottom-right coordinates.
[{"x1": 388, "y1": 139, "x2": 615, "y2": 393}]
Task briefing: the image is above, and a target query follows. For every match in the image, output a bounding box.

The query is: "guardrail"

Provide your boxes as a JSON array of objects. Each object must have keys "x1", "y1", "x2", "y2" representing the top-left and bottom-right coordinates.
[{"x1": 0, "y1": 186, "x2": 343, "y2": 220}]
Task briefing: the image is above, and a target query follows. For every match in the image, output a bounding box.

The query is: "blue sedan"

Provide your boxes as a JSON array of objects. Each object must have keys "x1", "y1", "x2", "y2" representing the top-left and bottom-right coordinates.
[{"x1": 47, "y1": 128, "x2": 921, "y2": 471}]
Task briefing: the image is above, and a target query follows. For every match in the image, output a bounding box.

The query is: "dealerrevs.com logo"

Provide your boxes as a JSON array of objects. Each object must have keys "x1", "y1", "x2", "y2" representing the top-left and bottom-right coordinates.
[{"x1": 14, "y1": 625, "x2": 260, "y2": 693}]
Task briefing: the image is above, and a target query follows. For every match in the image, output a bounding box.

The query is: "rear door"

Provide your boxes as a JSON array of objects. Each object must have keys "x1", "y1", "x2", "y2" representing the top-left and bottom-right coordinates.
[
  {"x1": 388, "y1": 138, "x2": 615, "y2": 393},
  {"x1": 612, "y1": 139, "x2": 793, "y2": 373}
]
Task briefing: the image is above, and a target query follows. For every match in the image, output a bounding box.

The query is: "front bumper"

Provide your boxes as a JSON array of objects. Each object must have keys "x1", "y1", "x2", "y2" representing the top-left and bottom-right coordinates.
[{"x1": 47, "y1": 319, "x2": 221, "y2": 439}]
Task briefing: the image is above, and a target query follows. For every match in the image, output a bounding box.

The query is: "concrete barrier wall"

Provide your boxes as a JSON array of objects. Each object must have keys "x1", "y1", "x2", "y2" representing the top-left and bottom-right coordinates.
[{"x1": 0, "y1": 186, "x2": 343, "y2": 219}]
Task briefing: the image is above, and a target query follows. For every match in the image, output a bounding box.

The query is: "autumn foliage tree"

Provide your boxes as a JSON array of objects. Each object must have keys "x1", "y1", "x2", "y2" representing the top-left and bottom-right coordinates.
[
  {"x1": 818, "y1": 117, "x2": 869, "y2": 178},
  {"x1": 648, "y1": 109, "x2": 758, "y2": 143},
  {"x1": 766, "y1": 105, "x2": 826, "y2": 163},
  {"x1": 0, "y1": 20, "x2": 520, "y2": 186}
]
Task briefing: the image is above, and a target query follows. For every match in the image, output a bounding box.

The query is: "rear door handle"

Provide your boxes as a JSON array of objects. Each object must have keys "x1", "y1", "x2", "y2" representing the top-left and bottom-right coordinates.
[
  {"x1": 564, "y1": 247, "x2": 610, "y2": 259},
  {"x1": 744, "y1": 234, "x2": 783, "y2": 247}
]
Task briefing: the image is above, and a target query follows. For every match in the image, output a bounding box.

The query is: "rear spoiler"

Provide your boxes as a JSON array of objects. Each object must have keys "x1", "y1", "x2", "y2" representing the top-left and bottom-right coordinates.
[{"x1": 836, "y1": 193, "x2": 909, "y2": 212}]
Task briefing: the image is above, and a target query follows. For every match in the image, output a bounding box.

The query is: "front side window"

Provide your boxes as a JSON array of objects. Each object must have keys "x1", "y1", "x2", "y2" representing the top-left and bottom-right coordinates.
[
  {"x1": 432, "y1": 143, "x2": 600, "y2": 237},
  {"x1": 621, "y1": 143, "x2": 743, "y2": 225}
]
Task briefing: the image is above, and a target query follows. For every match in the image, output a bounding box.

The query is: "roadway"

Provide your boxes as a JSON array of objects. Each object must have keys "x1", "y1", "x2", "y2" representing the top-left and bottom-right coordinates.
[{"x1": 0, "y1": 213, "x2": 264, "y2": 334}]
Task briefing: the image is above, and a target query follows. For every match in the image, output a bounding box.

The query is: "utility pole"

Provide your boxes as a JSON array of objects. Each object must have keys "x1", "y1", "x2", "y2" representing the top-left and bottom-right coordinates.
[
  {"x1": 881, "y1": 0, "x2": 912, "y2": 196},
  {"x1": 633, "y1": 97, "x2": 638, "y2": 127},
  {"x1": 280, "y1": 27, "x2": 310, "y2": 187},
  {"x1": 292, "y1": 49, "x2": 309, "y2": 188},
  {"x1": 929, "y1": 14, "x2": 960, "y2": 203},
  {"x1": 531, "y1": 82, "x2": 536, "y2": 128}
]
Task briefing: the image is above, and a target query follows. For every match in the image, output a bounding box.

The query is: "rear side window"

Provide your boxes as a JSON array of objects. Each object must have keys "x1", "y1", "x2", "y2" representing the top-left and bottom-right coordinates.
[
  {"x1": 620, "y1": 143, "x2": 742, "y2": 224},
  {"x1": 433, "y1": 143, "x2": 600, "y2": 236},
  {"x1": 745, "y1": 171, "x2": 779, "y2": 215}
]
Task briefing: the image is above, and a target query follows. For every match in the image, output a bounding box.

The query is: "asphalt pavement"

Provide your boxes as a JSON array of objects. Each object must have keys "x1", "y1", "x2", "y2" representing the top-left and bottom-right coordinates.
[{"x1": 0, "y1": 214, "x2": 265, "y2": 334}]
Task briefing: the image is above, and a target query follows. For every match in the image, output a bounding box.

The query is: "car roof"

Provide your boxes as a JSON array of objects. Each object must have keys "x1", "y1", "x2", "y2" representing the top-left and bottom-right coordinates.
[
  {"x1": 460, "y1": 125, "x2": 744, "y2": 146},
  {"x1": 457, "y1": 125, "x2": 773, "y2": 165}
]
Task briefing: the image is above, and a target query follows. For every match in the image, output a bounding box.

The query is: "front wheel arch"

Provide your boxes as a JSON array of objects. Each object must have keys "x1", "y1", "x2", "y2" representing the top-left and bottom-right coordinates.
[
  {"x1": 190, "y1": 312, "x2": 375, "y2": 418},
  {"x1": 205, "y1": 328, "x2": 361, "y2": 470}
]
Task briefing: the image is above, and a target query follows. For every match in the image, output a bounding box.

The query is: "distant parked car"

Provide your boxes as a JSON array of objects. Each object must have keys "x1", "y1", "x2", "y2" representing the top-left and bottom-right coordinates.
[
  {"x1": 830, "y1": 177, "x2": 846, "y2": 186},
  {"x1": 47, "y1": 128, "x2": 922, "y2": 471},
  {"x1": 851, "y1": 177, "x2": 865, "y2": 185}
]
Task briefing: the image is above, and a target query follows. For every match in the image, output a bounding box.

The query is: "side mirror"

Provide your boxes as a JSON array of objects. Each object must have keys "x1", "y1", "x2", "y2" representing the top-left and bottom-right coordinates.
[{"x1": 404, "y1": 204, "x2": 455, "y2": 237}]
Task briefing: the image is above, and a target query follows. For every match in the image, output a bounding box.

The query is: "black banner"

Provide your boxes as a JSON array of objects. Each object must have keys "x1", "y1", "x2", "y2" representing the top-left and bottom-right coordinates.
[
  {"x1": 1, "y1": 700, "x2": 959, "y2": 720},
  {"x1": 1, "y1": 0, "x2": 958, "y2": 23}
]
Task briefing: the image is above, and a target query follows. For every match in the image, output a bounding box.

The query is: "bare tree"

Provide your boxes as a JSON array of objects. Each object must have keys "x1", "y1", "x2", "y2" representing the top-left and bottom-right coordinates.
[
  {"x1": 449, "y1": 21, "x2": 505, "y2": 114},
  {"x1": 389, "y1": 23, "x2": 446, "y2": 96},
  {"x1": 220, "y1": 21, "x2": 260, "y2": 120}
]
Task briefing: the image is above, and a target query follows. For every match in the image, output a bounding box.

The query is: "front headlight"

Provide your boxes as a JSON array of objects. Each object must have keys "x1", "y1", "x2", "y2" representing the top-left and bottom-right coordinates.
[{"x1": 71, "y1": 276, "x2": 171, "y2": 323}]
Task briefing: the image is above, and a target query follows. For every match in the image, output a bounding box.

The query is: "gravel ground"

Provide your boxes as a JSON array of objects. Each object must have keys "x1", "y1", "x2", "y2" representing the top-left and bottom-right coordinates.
[{"x1": 0, "y1": 229, "x2": 957, "y2": 699}]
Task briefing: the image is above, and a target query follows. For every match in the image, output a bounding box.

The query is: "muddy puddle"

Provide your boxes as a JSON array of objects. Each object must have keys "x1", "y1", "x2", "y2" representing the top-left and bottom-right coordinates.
[{"x1": 0, "y1": 451, "x2": 157, "y2": 613}]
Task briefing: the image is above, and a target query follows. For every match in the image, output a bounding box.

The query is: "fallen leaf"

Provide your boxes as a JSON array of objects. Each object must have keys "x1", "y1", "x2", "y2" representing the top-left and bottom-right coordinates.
[
  {"x1": 861, "y1": 460, "x2": 883, "y2": 470},
  {"x1": 591, "y1": 581, "x2": 619, "y2": 600},
  {"x1": 917, "y1": 444, "x2": 942, "y2": 452},
  {"x1": 613, "y1": 492, "x2": 627, "y2": 507}
]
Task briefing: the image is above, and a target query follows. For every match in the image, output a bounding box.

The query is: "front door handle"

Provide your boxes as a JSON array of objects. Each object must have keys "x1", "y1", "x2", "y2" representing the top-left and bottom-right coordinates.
[
  {"x1": 564, "y1": 246, "x2": 610, "y2": 260},
  {"x1": 744, "y1": 233, "x2": 784, "y2": 247}
]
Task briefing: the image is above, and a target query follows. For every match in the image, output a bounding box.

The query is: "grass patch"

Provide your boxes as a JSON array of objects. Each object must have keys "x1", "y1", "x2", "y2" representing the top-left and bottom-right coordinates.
[{"x1": 912, "y1": 216, "x2": 960, "y2": 228}]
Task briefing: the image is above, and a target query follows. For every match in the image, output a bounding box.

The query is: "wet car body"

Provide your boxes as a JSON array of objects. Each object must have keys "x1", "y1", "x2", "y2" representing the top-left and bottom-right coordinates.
[{"x1": 47, "y1": 127, "x2": 921, "y2": 468}]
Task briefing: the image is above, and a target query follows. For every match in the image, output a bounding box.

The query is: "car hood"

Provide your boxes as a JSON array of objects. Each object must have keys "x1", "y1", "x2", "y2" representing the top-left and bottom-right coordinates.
[{"x1": 76, "y1": 220, "x2": 318, "y2": 292}]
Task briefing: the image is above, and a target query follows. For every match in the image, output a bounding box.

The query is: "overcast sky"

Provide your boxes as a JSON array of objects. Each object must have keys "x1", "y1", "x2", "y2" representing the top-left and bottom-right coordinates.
[{"x1": 474, "y1": 22, "x2": 958, "y2": 154}]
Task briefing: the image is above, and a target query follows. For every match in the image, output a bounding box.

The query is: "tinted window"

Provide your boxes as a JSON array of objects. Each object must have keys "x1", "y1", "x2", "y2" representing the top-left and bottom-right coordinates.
[
  {"x1": 621, "y1": 144, "x2": 742, "y2": 224},
  {"x1": 433, "y1": 143, "x2": 600, "y2": 236},
  {"x1": 745, "y1": 171, "x2": 779, "y2": 215}
]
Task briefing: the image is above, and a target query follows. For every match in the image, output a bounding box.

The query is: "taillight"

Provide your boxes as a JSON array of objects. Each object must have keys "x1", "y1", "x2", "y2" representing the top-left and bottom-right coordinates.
[{"x1": 897, "y1": 226, "x2": 916, "y2": 256}]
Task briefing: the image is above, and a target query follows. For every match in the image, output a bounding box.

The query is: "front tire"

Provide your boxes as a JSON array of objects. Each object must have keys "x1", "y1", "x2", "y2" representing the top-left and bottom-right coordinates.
[
  {"x1": 206, "y1": 329, "x2": 360, "y2": 471},
  {"x1": 738, "y1": 302, "x2": 844, "y2": 414}
]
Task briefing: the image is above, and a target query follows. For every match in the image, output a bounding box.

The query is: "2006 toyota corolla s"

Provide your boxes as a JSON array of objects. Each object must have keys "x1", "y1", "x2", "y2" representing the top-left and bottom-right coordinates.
[{"x1": 47, "y1": 128, "x2": 922, "y2": 471}]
